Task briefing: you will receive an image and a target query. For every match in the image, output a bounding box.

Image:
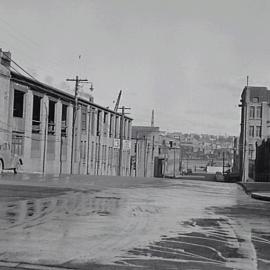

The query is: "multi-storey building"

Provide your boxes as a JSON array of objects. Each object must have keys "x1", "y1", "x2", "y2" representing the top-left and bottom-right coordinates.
[
  {"x1": 0, "y1": 50, "x2": 132, "y2": 175},
  {"x1": 239, "y1": 86, "x2": 270, "y2": 181}
]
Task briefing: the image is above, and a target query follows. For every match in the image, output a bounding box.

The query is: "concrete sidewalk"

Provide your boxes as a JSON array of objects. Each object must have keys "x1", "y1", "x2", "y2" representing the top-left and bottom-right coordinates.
[{"x1": 238, "y1": 181, "x2": 270, "y2": 201}]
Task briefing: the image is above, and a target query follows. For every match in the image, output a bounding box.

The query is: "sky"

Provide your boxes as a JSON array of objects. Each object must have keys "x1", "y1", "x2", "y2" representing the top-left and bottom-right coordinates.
[{"x1": 1, "y1": 0, "x2": 270, "y2": 136}]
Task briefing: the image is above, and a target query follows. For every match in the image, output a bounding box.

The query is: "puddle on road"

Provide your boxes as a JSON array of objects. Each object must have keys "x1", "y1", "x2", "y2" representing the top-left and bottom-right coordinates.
[{"x1": 0, "y1": 191, "x2": 122, "y2": 230}]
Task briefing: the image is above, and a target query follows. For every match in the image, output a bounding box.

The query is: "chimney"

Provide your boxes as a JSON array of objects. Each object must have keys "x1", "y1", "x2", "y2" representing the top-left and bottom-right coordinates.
[
  {"x1": 0, "y1": 49, "x2": 11, "y2": 68},
  {"x1": 151, "y1": 109, "x2": 154, "y2": 127}
]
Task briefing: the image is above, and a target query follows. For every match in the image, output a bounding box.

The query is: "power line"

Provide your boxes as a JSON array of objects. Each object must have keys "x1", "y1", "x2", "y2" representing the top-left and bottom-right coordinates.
[{"x1": 3, "y1": 52, "x2": 38, "y2": 81}]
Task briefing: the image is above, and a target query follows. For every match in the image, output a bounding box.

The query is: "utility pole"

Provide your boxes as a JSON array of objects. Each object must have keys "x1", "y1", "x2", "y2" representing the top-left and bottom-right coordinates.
[
  {"x1": 222, "y1": 151, "x2": 225, "y2": 175},
  {"x1": 173, "y1": 146, "x2": 176, "y2": 178},
  {"x1": 242, "y1": 75, "x2": 249, "y2": 182},
  {"x1": 143, "y1": 136, "x2": 148, "y2": 177},
  {"x1": 117, "y1": 106, "x2": 131, "y2": 176},
  {"x1": 87, "y1": 83, "x2": 94, "y2": 174},
  {"x1": 66, "y1": 76, "x2": 88, "y2": 174},
  {"x1": 42, "y1": 102, "x2": 48, "y2": 174}
]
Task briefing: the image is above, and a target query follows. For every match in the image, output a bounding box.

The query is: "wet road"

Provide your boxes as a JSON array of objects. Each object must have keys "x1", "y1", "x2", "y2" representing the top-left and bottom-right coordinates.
[{"x1": 0, "y1": 174, "x2": 269, "y2": 270}]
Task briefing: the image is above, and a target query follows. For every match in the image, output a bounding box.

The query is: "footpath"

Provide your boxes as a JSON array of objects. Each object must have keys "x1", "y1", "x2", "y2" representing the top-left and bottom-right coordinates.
[{"x1": 238, "y1": 181, "x2": 270, "y2": 201}]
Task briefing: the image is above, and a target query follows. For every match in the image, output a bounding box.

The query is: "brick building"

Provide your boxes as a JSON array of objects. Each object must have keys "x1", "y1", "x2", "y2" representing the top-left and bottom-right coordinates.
[
  {"x1": 0, "y1": 50, "x2": 132, "y2": 175},
  {"x1": 239, "y1": 86, "x2": 270, "y2": 181}
]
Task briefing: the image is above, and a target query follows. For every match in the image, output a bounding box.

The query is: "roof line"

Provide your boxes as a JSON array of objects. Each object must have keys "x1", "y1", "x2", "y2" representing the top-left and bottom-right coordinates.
[{"x1": 10, "y1": 71, "x2": 132, "y2": 120}]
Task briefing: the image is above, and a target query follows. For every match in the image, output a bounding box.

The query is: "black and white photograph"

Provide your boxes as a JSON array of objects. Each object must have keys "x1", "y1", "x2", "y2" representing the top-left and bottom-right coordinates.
[{"x1": 0, "y1": 1, "x2": 270, "y2": 269}]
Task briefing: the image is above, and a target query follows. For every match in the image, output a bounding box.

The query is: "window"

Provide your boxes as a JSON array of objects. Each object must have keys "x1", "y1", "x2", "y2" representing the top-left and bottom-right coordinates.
[
  {"x1": 249, "y1": 106, "x2": 255, "y2": 118},
  {"x1": 115, "y1": 116, "x2": 119, "y2": 138},
  {"x1": 103, "y1": 112, "x2": 108, "y2": 136},
  {"x1": 81, "y1": 105, "x2": 87, "y2": 132},
  {"x1": 249, "y1": 126, "x2": 254, "y2": 137},
  {"x1": 248, "y1": 144, "x2": 254, "y2": 158},
  {"x1": 109, "y1": 114, "x2": 113, "y2": 137},
  {"x1": 252, "y1": 97, "x2": 259, "y2": 103},
  {"x1": 256, "y1": 126, "x2": 262, "y2": 137},
  {"x1": 90, "y1": 108, "x2": 95, "y2": 135},
  {"x1": 13, "y1": 90, "x2": 24, "y2": 118},
  {"x1": 48, "y1": 100, "x2": 56, "y2": 135},
  {"x1": 32, "y1": 95, "x2": 41, "y2": 133},
  {"x1": 123, "y1": 119, "x2": 127, "y2": 139},
  {"x1": 96, "y1": 110, "x2": 101, "y2": 136},
  {"x1": 256, "y1": 106, "x2": 262, "y2": 118},
  {"x1": 127, "y1": 120, "x2": 131, "y2": 139}
]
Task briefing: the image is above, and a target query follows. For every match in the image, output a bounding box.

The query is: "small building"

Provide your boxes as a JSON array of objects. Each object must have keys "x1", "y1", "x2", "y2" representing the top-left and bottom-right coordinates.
[
  {"x1": 0, "y1": 50, "x2": 132, "y2": 175},
  {"x1": 130, "y1": 126, "x2": 160, "y2": 177},
  {"x1": 131, "y1": 126, "x2": 181, "y2": 178}
]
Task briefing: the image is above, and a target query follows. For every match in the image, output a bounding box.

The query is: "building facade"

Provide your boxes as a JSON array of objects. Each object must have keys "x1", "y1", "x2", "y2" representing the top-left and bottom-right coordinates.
[
  {"x1": 131, "y1": 126, "x2": 160, "y2": 177},
  {"x1": 130, "y1": 126, "x2": 181, "y2": 178},
  {"x1": 239, "y1": 86, "x2": 270, "y2": 181},
  {"x1": 0, "y1": 50, "x2": 132, "y2": 175}
]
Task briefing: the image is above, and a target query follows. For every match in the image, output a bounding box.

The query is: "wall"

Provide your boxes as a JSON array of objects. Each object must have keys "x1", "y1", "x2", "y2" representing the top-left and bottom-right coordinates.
[
  {"x1": 1, "y1": 64, "x2": 132, "y2": 176},
  {"x1": 0, "y1": 50, "x2": 11, "y2": 144},
  {"x1": 255, "y1": 139, "x2": 270, "y2": 182}
]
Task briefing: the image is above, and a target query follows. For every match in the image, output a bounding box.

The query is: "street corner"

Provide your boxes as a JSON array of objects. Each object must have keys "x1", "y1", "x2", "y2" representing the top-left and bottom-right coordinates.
[{"x1": 251, "y1": 192, "x2": 270, "y2": 202}]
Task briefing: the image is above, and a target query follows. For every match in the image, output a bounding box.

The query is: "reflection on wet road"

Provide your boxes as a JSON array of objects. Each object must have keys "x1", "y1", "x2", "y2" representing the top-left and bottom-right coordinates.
[
  {"x1": 0, "y1": 192, "x2": 121, "y2": 230},
  {"x1": 0, "y1": 176, "x2": 269, "y2": 270}
]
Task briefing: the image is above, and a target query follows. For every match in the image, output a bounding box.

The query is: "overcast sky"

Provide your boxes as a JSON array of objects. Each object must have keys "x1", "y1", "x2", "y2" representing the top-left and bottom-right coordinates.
[{"x1": 1, "y1": 0, "x2": 270, "y2": 136}]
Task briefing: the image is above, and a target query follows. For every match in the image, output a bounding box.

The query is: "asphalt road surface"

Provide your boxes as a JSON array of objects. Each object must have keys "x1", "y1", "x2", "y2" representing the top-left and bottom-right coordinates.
[{"x1": 0, "y1": 173, "x2": 269, "y2": 270}]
